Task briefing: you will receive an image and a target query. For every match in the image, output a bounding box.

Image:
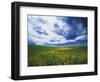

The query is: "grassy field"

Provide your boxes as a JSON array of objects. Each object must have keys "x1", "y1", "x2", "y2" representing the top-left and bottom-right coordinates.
[{"x1": 28, "y1": 45, "x2": 87, "y2": 66}]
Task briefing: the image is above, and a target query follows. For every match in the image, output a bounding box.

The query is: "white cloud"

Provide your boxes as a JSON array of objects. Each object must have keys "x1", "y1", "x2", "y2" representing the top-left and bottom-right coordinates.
[
  {"x1": 75, "y1": 35, "x2": 87, "y2": 41},
  {"x1": 28, "y1": 15, "x2": 87, "y2": 46},
  {"x1": 28, "y1": 16, "x2": 72, "y2": 45}
]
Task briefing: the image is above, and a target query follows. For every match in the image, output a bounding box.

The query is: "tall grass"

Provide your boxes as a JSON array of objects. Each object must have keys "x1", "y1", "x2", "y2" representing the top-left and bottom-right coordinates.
[{"x1": 28, "y1": 45, "x2": 87, "y2": 66}]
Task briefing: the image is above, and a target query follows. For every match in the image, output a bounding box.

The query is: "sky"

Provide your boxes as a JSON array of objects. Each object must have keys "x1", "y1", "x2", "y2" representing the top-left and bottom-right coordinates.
[{"x1": 27, "y1": 15, "x2": 87, "y2": 47}]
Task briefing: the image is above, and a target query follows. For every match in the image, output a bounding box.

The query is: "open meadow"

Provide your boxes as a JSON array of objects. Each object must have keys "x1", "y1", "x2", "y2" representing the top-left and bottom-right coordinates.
[{"x1": 28, "y1": 45, "x2": 87, "y2": 66}]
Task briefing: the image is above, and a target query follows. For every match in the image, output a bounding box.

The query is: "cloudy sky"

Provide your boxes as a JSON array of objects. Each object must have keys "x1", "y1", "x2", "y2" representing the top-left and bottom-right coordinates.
[{"x1": 27, "y1": 15, "x2": 87, "y2": 47}]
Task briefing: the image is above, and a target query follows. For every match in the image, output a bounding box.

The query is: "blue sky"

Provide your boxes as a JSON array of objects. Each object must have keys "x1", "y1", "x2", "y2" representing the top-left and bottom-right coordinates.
[{"x1": 28, "y1": 15, "x2": 87, "y2": 47}]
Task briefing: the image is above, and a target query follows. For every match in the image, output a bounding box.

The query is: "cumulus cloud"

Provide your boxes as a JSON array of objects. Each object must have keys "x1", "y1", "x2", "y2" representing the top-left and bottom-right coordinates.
[{"x1": 28, "y1": 15, "x2": 87, "y2": 46}]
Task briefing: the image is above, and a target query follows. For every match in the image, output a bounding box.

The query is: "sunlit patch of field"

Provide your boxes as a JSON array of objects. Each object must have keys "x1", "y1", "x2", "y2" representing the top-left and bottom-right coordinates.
[{"x1": 28, "y1": 45, "x2": 88, "y2": 66}]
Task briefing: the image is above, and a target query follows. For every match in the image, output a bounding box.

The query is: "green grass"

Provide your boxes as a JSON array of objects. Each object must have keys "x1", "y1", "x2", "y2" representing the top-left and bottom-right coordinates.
[{"x1": 28, "y1": 45, "x2": 88, "y2": 66}]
